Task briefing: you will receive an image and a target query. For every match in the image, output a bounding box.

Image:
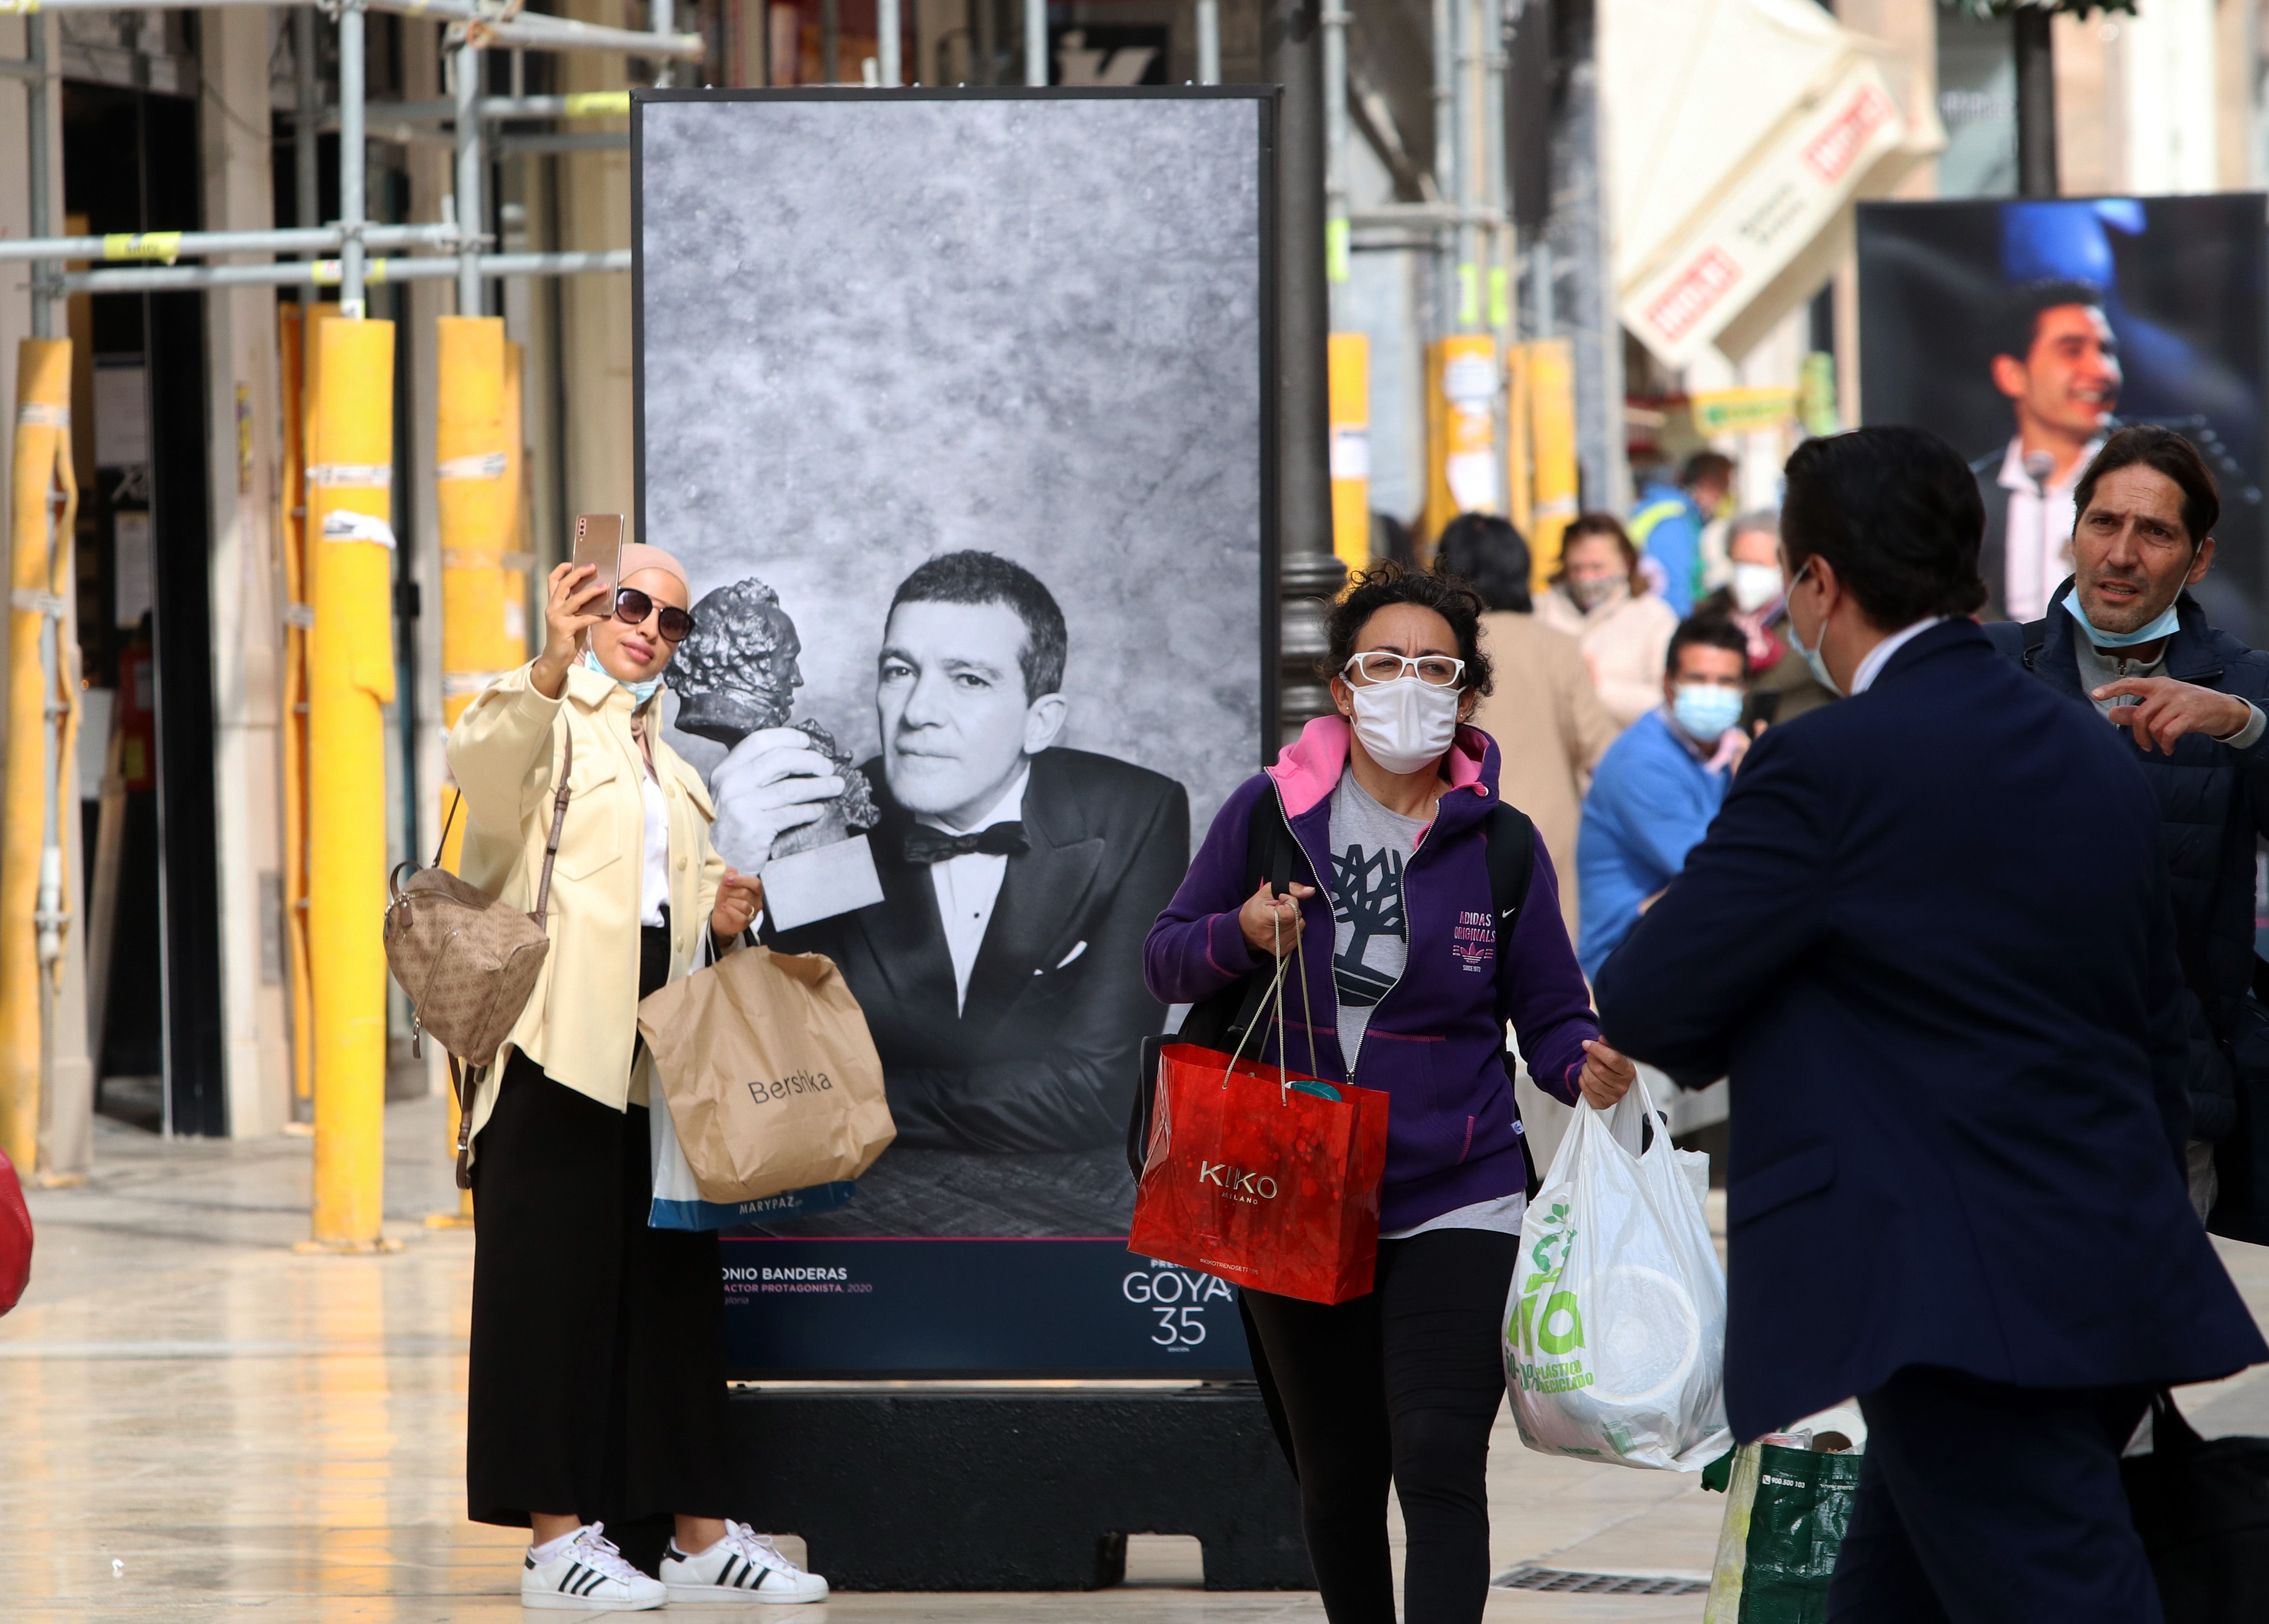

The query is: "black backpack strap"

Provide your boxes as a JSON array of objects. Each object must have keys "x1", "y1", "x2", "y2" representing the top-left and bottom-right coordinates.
[
  {"x1": 2021, "y1": 618, "x2": 2049, "y2": 671},
  {"x1": 1482, "y1": 801, "x2": 1542, "y2": 1197}
]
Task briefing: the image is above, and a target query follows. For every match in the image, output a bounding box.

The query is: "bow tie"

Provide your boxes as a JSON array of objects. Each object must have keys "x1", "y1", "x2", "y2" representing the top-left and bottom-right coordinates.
[{"x1": 903, "y1": 822, "x2": 1029, "y2": 865}]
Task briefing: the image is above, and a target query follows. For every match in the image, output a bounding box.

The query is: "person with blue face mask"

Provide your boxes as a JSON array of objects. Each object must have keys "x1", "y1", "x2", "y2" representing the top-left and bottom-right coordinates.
[
  {"x1": 1573, "y1": 615, "x2": 1751, "y2": 980},
  {"x1": 1984, "y1": 423, "x2": 2269, "y2": 1234}
]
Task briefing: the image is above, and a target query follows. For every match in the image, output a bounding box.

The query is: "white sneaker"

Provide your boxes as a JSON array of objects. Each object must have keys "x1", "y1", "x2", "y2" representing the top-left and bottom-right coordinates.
[
  {"x1": 661, "y1": 1520, "x2": 829, "y2": 1604},
  {"x1": 521, "y1": 1522, "x2": 667, "y2": 1611}
]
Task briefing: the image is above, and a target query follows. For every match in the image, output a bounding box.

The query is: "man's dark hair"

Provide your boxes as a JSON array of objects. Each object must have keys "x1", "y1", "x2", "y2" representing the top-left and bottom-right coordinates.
[
  {"x1": 1680, "y1": 450, "x2": 1735, "y2": 491},
  {"x1": 1781, "y1": 427, "x2": 1988, "y2": 628},
  {"x1": 1322, "y1": 564, "x2": 1494, "y2": 697},
  {"x1": 1994, "y1": 278, "x2": 2107, "y2": 364},
  {"x1": 1433, "y1": 513, "x2": 1533, "y2": 613},
  {"x1": 2072, "y1": 423, "x2": 2219, "y2": 549},
  {"x1": 889, "y1": 550, "x2": 1068, "y2": 699},
  {"x1": 1666, "y1": 614, "x2": 1750, "y2": 676}
]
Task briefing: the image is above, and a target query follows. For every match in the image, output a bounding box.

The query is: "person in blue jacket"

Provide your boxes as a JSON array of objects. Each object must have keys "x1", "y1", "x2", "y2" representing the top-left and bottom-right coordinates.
[
  {"x1": 1593, "y1": 425, "x2": 2265, "y2": 1623},
  {"x1": 1574, "y1": 614, "x2": 1750, "y2": 979},
  {"x1": 1628, "y1": 450, "x2": 1732, "y2": 615}
]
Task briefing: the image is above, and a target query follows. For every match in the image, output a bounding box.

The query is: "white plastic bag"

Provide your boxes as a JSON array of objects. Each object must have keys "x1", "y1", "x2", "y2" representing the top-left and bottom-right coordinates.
[{"x1": 1505, "y1": 1071, "x2": 1730, "y2": 1471}]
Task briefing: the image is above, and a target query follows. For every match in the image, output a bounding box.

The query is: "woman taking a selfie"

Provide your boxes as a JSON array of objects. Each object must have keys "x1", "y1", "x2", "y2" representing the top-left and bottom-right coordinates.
[
  {"x1": 448, "y1": 544, "x2": 826, "y2": 1609},
  {"x1": 1145, "y1": 565, "x2": 1635, "y2": 1624}
]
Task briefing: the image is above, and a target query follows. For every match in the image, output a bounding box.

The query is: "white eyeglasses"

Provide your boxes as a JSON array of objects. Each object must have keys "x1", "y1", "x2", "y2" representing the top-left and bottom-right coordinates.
[{"x1": 1342, "y1": 652, "x2": 1467, "y2": 688}]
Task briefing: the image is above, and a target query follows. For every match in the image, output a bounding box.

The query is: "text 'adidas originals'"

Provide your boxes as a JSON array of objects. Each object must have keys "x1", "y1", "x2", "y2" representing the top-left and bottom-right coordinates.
[
  {"x1": 521, "y1": 1522, "x2": 667, "y2": 1611},
  {"x1": 660, "y1": 1520, "x2": 829, "y2": 1604}
]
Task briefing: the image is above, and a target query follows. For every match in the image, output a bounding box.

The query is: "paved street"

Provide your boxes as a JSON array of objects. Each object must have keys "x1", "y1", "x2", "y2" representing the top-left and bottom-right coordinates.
[{"x1": 5, "y1": 1093, "x2": 2267, "y2": 1622}]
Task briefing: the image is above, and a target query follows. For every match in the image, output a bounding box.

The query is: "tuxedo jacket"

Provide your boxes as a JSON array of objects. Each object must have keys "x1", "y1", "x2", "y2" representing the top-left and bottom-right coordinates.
[{"x1": 770, "y1": 746, "x2": 1189, "y2": 1155}]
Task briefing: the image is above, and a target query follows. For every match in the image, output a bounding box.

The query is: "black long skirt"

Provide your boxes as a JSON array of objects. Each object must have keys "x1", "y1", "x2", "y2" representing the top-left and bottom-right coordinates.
[{"x1": 466, "y1": 922, "x2": 732, "y2": 1528}]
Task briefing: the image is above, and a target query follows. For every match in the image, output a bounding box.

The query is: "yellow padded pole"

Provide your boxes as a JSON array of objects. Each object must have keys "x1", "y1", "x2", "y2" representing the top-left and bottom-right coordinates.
[
  {"x1": 432, "y1": 315, "x2": 513, "y2": 1225},
  {"x1": 3, "y1": 339, "x2": 76, "y2": 1173},
  {"x1": 308, "y1": 316, "x2": 397, "y2": 1250},
  {"x1": 1527, "y1": 337, "x2": 1579, "y2": 593},
  {"x1": 1327, "y1": 333, "x2": 1370, "y2": 577}
]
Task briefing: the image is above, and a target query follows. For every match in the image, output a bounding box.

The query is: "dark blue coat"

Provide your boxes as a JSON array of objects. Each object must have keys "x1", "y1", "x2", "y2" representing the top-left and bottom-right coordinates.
[
  {"x1": 1985, "y1": 581, "x2": 2269, "y2": 1145},
  {"x1": 1594, "y1": 620, "x2": 2266, "y2": 1441}
]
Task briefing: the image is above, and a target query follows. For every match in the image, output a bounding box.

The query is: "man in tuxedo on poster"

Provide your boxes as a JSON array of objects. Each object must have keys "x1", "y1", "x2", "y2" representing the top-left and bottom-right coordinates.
[{"x1": 711, "y1": 550, "x2": 1189, "y2": 1237}]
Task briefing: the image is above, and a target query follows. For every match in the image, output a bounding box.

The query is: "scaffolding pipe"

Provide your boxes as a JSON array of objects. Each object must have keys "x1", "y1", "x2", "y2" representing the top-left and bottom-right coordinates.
[
  {"x1": 1430, "y1": 0, "x2": 1455, "y2": 337},
  {"x1": 294, "y1": 3, "x2": 320, "y2": 307},
  {"x1": 0, "y1": 223, "x2": 464, "y2": 264},
  {"x1": 453, "y1": 43, "x2": 483, "y2": 316},
  {"x1": 1322, "y1": 0, "x2": 1349, "y2": 298},
  {"x1": 57, "y1": 250, "x2": 631, "y2": 296},
  {"x1": 340, "y1": 0, "x2": 368, "y2": 317},
  {"x1": 1025, "y1": 0, "x2": 1045, "y2": 86},
  {"x1": 26, "y1": 11, "x2": 50, "y2": 339},
  {"x1": 1196, "y1": 0, "x2": 1220, "y2": 85},
  {"x1": 652, "y1": 0, "x2": 675, "y2": 87},
  {"x1": 879, "y1": 0, "x2": 900, "y2": 85},
  {"x1": 1481, "y1": 0, "x2": 1508, "y2": 334},
  {"x1": 21, "y1": 0, "x2": 705, "y2": 58},
  {"x1": 352, "y1": 90, "x2": 633, "y2": 124},
  {"x1": 1451, "y1": 0, "x2": 1477, "y2": 330}
]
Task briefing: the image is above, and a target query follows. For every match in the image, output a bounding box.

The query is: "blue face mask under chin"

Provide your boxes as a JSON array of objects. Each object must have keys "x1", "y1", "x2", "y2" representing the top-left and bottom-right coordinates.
[
  {"x1": 583, "y1": 647, "x2": 663, "y2": 708},
  {"x1": 1784, "y1": 560, "x2": 1844, "y2": 699},
  {"x1": 2061, "y1": 589, "x2": 2180, "y2": 650}
]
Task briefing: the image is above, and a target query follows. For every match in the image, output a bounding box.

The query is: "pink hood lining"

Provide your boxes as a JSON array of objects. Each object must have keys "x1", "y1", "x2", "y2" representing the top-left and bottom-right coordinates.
[{"x1": 1266, "y1": 715, "x2": 1489, "y2": 819}]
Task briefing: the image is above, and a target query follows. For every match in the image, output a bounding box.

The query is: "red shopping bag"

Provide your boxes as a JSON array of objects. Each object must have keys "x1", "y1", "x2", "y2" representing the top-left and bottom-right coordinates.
[{"x1": 1127, "y1": 1040, "x2": 1391, "y2": 1305}]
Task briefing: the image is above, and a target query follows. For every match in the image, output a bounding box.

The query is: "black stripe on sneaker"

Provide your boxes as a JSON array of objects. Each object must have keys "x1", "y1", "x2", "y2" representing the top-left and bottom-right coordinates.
[
  {"x1": 718, "y1": 1555, "x2": 743, "y2": 1588},
  {"x1": 576, "y1": 1568, "x2": 605, "y2": 1597},
  {"x1": 559, "y1": 1561, "x2": 583, "y2": 1592},
  {"x1": 524, "y1": 1553, "x2": 537, "y2": 1570}
]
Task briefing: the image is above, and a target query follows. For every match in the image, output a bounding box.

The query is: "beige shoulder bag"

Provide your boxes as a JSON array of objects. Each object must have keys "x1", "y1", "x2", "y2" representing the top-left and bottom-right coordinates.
[{"x1": 383, "y1": 730, "x2": 574, "y2": 1186}]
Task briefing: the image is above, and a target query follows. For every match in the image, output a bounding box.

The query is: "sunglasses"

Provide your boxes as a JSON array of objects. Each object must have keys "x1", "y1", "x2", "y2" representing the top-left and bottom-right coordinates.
[{"x1": 614, "y1": 587, "x2": 696, "y2": 643}]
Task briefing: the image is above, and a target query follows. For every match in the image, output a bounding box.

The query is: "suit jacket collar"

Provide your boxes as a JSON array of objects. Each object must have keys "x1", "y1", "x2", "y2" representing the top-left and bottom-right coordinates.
[
  {"x1": 1868, "y1": 617, "x2": 1993, "y2": 693},
  {"x1": 857, "y1": 751, "x2": 1108, "y2": 1040}
]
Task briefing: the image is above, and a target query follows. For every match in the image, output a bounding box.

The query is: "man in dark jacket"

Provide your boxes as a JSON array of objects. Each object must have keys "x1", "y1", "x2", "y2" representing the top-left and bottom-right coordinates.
[
  {"x1": 1985, "y1": 423, "x2": 2269, "y2": 1229},
  {"x1": 1594, "y1": 426, "x2": 2265, "y2": 1623}
]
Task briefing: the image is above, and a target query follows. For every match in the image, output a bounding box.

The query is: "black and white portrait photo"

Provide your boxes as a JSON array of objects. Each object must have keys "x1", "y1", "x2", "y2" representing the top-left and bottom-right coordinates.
[{"x1": 635, "y1": 90, "x2": 1273, "y2": 1257}]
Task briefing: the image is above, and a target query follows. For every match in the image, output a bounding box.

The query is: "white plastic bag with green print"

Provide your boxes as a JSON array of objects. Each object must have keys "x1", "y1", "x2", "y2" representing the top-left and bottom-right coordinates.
[{"x1": 1504, "y1": 1071, "x2": 1730, "y2": 1471}]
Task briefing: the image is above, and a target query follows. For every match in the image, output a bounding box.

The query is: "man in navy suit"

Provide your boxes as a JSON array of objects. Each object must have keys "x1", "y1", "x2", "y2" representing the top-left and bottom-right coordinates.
[{"x1": 1594, "y1": 427, "x2": 2265, "y2": 1622}]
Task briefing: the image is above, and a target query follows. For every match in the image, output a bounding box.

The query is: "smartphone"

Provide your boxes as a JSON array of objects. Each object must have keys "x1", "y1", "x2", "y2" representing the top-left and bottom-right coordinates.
[
  {"x1": 570, "y1": 513, "x2": 625, "y2": 604},
  {"x1": 1740, "y1": 688, "x2": 1783, "y2": 735}
]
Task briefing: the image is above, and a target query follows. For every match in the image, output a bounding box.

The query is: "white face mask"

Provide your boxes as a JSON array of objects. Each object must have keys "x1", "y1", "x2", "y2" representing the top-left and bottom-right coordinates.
[
  {"x1": 1347, "y1": 677, "x2": 1463, "y2": 775},
  {"x1": 1729, "y1": 562, "x2": 1782, "y2": 613}
]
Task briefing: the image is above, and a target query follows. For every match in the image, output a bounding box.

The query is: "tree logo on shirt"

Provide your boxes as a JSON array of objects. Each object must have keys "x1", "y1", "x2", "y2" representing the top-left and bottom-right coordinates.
[{"x1": 1331, "y1": 842, "x2": 1403, "y2": 1008}]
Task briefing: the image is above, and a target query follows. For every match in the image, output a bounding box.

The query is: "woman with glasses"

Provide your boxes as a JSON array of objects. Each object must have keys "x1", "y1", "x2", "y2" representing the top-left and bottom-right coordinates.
[
  {"x1": 1145, "y1": 565, "x2": 1636, "y2": 1624},
  {"x1": 447, "y1": 544, "x2": 828, "y2": 1610}
]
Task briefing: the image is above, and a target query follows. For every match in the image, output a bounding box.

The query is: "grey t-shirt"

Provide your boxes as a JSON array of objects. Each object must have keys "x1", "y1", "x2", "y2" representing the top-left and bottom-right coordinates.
[{"x1": 1328, "y1": 767, "x2": 1429, "y2": 1073}]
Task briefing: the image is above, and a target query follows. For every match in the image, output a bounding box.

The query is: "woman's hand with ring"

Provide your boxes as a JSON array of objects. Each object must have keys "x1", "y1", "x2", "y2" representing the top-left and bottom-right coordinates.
[{"x1": 711, "y1": 867, "x2": 763, "y2": 940}]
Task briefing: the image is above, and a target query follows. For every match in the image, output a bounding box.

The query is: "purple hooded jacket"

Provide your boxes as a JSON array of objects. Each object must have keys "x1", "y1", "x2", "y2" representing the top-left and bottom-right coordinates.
[{"x1": 1144, "y1": 716, "x2": 1600, "y2": 1233}]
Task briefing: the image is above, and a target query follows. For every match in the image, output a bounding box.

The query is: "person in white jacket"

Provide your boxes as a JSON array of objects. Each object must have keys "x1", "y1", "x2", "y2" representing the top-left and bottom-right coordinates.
[
  {"x1": 447, "y1": 545, "x2": 826, "y2": 1611},
  {"x1": 1536, "y1": 513, "x2": 1684, "y2": 731}
]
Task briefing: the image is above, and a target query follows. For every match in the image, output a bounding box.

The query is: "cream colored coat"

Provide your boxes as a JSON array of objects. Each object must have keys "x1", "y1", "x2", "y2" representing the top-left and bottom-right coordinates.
[
  {"x1": 445, "y1": 660, "x2": 729, "y2": 1162},
  {"x1": 1535, "y1": 582, "x2": 1682, "y2": 730},
  {"x1": 1468, "y1": 612, "x2": 1618, "y2": 940}
]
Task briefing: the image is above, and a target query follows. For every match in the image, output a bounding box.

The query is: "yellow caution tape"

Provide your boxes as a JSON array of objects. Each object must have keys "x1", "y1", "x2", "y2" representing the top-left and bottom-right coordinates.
[
  {"x1": 564, "y1": 91, "x2": 631, "y2": 118},
  {"x1": 103, "y1": 232, "x2": 183, "y2": 264}
]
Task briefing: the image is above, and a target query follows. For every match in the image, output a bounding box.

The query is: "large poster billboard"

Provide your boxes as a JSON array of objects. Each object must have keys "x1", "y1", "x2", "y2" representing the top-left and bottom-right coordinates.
[
  {"x1": 634, "y1": 88, "x2": 1275, "y2": 1376},
  {"x1": 1857, "y1": 195, "x2": 2269, "y2": 640}
]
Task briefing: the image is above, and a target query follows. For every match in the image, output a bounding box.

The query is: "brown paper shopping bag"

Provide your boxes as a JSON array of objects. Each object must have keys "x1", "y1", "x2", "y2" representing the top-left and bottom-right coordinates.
[{"x1": 636, "y1": 946, "x2": 895, "y2": 1204}]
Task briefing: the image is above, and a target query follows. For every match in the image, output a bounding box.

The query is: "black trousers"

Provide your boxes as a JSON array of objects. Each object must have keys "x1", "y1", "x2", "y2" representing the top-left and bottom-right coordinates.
[
  {"x1": 1826, "y1": 1365, "x2": 2159, "y2": 1624},
  {"x1": 466, "y1": 923, "x2": 732, "y2": 1530},
  {"x1": 1240, "y1": 1228, "x2": 1520, "y2": 1624}
]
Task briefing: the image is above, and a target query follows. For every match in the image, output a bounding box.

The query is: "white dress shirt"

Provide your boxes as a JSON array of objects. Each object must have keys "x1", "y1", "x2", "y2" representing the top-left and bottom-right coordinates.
[
  {"x1": 919, "y1": 767, "x2": 1031, "y2": 1014},
  {"x1": 1849, "y1": 617, "x2": 1949, "y2": 696},
  {"x1": 1998, "y1": 434, "x2": 2102, "y2": 621}
]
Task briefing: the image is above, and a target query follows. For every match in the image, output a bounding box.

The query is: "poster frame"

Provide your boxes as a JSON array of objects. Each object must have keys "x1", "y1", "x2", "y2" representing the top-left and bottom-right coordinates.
[{"x1": 629, "y1": 85, "x2": 1283, "y2": 1379}]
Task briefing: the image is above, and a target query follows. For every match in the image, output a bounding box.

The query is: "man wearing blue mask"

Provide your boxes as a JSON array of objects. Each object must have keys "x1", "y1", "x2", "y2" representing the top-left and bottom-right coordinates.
[
  {"x1": 1573, "y1": 615, "x2": 1749, "y2": 979},
  {"x1": 1986, "y1": 423, "x2": 2269, "y2": 1231}
]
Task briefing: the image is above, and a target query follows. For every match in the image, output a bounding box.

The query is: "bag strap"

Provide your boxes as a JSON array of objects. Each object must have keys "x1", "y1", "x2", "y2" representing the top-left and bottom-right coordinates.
[
  {"x1": 1483, "y1": 801, "x2": 1540, "y2": 1194},
  {"x1": 430, "y1": 788, "x2": 463, "y2": 870},
  {"x1": 530, "y1": 729, "x2": 574, "y2": 928},
  {"x1": 450, "y1": 1053, "x2": 480, "y2": 1190}
]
